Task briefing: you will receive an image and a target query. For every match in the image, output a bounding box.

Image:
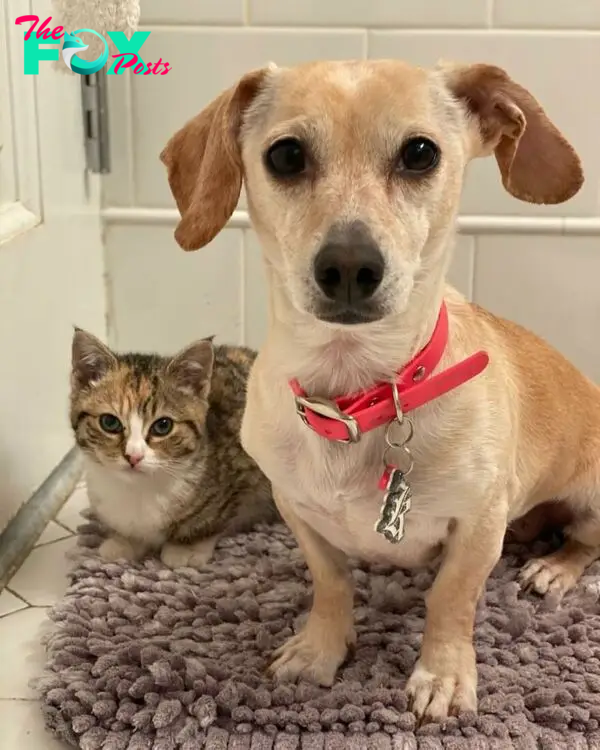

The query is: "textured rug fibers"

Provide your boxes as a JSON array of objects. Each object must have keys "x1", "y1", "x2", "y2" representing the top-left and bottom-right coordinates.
[{"x1": 37, "y1": 516, "x2": 600, "y2": 749}]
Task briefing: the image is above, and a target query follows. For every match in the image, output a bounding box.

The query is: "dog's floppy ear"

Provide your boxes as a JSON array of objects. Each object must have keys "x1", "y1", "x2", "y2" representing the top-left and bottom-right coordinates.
[
  {"x1": 160, "y1": 68, "x2": 270, "y2": 251},
  {"x1": 441, "y1": 62, "x2": 583, "y2": 204}
]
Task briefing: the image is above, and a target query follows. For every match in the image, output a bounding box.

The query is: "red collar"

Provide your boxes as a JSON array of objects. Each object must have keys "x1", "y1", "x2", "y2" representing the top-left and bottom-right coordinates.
[{"x1": 290, "y1": 303, "x2": 489, "y2": 443}]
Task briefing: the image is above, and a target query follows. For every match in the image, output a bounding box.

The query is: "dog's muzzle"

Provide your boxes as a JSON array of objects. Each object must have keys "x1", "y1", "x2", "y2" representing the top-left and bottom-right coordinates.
[{"x1": 312, "y1": 220, "x2": 385, "y2": 324}]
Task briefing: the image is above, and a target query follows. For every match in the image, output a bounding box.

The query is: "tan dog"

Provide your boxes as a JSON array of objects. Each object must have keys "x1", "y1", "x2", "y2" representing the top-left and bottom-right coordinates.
[{"x1": 160, "y1": 60, "x2": 599, "y2": 722}]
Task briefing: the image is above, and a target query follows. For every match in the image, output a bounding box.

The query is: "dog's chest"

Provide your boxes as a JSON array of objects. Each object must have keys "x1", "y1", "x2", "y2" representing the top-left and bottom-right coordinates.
[
  {"x1": 297, "y1": 489, "x2": 449, "y2": 567},
  {"x1": 265, "y1": 427, "x2": 452, "y2": 567}
]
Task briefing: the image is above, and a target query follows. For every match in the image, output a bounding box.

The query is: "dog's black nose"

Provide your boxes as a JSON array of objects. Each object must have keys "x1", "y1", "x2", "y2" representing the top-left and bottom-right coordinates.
[{"x1": 314, "y1": 221, "x2": 385, "y2": 304}]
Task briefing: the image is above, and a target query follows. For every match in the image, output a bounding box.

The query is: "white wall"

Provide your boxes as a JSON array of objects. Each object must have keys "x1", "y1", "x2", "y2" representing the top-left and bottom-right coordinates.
[
  {"x1": 0, "y1": 32, "x2": 105, "y2": 528},
  {"x1": 103, "y1": 1, "x2": 600, "y2": 380}
]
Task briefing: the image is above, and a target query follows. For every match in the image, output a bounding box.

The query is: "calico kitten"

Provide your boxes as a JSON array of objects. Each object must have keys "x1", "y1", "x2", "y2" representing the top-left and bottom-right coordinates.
[{"x1": 70, "y1": 329, "x2": 276, "y2": 567}]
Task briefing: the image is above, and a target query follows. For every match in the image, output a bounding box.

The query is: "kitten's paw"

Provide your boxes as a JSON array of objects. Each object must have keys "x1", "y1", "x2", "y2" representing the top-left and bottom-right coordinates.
[
  {"x1": 99, "y1": 536, "x2": 141, "y2": 562},
  {"x1": 160, "y1": 537, "x2": 217, "y2": 569}
]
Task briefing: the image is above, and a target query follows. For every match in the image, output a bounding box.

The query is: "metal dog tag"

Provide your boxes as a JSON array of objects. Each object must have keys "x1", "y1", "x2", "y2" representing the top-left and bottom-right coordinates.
[{"x1": 375, "y1": 467, "x2": 412, "y2": 544}]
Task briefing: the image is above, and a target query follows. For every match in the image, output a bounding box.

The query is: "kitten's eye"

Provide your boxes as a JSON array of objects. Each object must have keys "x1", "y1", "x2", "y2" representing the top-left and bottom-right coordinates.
[
  {"x1": 265, "y1": 138, "x2": 306, "y2": 178},
  {"x1": 397, "y1": 137, "x2": 440, "y2": 174},
  {"x1": 150, "y1": 417, "x2": 173, "y2": 437},
  {"x1": 99, "y1": 414, "x2": 123, "y2": 434}
]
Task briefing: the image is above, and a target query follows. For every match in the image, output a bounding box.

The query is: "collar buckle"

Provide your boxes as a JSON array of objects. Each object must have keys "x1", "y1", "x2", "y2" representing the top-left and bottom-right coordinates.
[{"x1": 294, "y1": 394, "x2": 361, "y2": 443}]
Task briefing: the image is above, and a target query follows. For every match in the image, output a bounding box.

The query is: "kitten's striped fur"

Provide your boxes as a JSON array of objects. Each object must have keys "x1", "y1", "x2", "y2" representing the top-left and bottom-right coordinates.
[{"x1": 70, "y1": 330, "x2": 276, "y2": 567}]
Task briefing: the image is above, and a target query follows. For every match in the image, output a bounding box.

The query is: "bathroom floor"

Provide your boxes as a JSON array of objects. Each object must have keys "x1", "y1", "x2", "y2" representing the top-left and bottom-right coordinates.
[{"x1": 0, "y1": 483, "x2": 89, "y2": 749}]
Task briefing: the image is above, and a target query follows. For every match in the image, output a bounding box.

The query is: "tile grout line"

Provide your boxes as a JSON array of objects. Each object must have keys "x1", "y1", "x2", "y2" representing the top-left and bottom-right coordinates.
[
  {"x1": 0, "y1": 589, "x2": 31, "y2": 618},
  {"x1": 5, "y1": 587, "x2": 30, "y2": 606},
  {"x1": 33, "y1": 531, "x2": 74, "y2": 549},
  {"x1": 53, "y1": 520, "x2": 76, "y2": 534},
  {"x1": 0, "y1": 610, "x2": 29, "y2": 620},
  {"x1": 137, "y1": 23, "x2": 600, "y2": 34},
  {"x1": 5, "y1": 527, "x2": 79, "y2": 610}
]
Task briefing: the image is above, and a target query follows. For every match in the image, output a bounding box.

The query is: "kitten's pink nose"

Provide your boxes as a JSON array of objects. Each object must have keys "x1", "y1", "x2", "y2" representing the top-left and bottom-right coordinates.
[{"x1": 126, "y1": 452, "x2": 143, "y2": 468}]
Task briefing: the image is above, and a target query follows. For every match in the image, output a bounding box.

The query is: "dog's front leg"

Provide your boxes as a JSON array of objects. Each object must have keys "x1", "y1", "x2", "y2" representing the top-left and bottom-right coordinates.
[
  {"x1": 268, "y1": 489, "x2": 356, "y2": 686},
  {"x1": 406, "y1": 501, "x2": 507, "y2": 721}
]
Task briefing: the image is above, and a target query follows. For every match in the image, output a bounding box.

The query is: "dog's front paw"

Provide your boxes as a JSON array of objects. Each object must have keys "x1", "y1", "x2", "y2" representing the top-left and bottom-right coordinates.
[
  {"x1": 268, "y1": 621, "x2": 355, "y2": 686},
  {"x1": 99, "y1": 536, "x2": 142, "y2": 563},
  {"x1": 406, "y1": 645, "x2": 477, "y2": 722}
]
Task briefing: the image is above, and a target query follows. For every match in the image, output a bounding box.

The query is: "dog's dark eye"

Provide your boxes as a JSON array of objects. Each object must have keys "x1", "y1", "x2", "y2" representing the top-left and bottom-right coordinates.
[
  {"x1": 99, "y1": 414, "x2": 123, "y2": 434},
  {"x1": 398, "y1": 137, "x2": 440, "y2": 174},
  {"x1": 150, "y1": 417, "x2": 173, "y2": 437},
  {"x1": 265, "y1": 138, "x2": 306, "y2": 177}
]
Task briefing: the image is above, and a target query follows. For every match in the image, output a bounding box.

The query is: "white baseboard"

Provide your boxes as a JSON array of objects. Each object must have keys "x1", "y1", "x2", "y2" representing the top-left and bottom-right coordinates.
[
  {"x1": 0, "y1": 202, "x2": 40, "y2": 246},
  {"x1": 101, "y1": 207, "x2": 600, "y2": 236}
]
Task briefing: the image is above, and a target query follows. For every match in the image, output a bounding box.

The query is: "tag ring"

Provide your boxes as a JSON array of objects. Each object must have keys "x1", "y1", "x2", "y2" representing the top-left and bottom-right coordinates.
[
  {"x1": 385, "y1": 418, "x2": 414, "y2": 449},
  {"x1": 382, "y1": 443, "x2": 414, "y2": 476},
  {"x1": 391, "y1": 381, "x2": 404, "y2": 423}
]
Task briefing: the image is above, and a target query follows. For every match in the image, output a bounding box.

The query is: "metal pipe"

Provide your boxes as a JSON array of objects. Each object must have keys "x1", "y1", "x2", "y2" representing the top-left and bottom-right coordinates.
[{"x1": 0, "y1": 447, "x2": 83, "y2": 590}]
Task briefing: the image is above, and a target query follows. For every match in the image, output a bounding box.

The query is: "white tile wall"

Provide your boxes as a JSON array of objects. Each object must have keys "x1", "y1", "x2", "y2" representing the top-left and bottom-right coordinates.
[
  {"x1": 249, "y1": 0, "x2": 488, "y2": 28},
  {"x1": 493, "y1": 0, "x2": 600, "y2": 29},
  {"x1": 141, "y1": 0, "x2": 244, "y2": 25},
  {"x1": 102, "y1": 2, "x2": 600, "y2": 381},
  {"x1": 447, "y1": 237, "x2": 476, "y2": 300},
  {"x1": 105, "y1": 225, "x2": 244, "y2": 352},
  {"x1": 474, "y1": 235, "x2": 600, "y2": 381}
]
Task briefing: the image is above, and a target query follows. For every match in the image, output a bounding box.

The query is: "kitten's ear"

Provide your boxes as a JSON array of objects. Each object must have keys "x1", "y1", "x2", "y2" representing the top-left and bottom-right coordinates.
[
  {"x1": 166, "y1": 339, "x2": 215, "y2": 399},
  {"x1": 71, "y1": 328, "x2": 117, "y2": 389}
]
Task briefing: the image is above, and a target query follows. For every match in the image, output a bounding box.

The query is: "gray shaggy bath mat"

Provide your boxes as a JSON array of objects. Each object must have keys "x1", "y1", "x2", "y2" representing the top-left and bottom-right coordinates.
[{"x1": 38, "y1": 516, "x2": 600, "y2": 750}]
